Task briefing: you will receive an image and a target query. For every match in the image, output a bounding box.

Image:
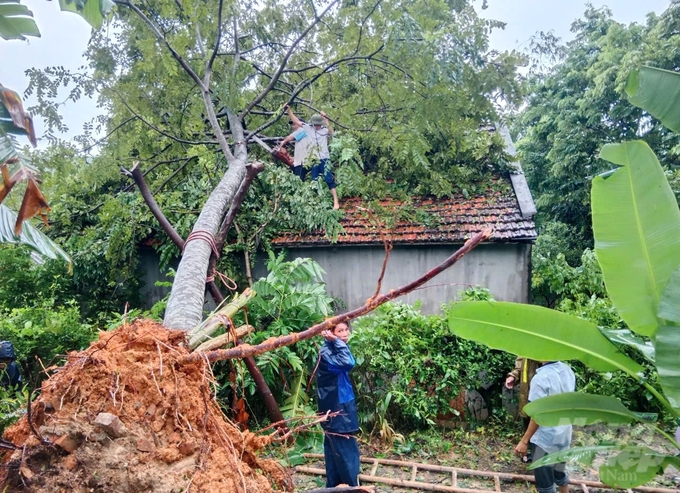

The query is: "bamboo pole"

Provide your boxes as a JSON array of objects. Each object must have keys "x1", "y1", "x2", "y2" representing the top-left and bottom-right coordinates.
[
  {"x1": 296, "y1": 466, "x2": 501, "y2": 493},
  {"x1": 194, "y1": 324, "x2": 254, "y2": 352},
  {"x1": 188, "y1": 288, "x2": 256, "y2": 348}
]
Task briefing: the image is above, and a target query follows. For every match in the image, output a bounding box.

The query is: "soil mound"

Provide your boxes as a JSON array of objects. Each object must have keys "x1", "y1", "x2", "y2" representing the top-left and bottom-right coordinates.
[{"x1": 1, "y1": 319, "x2": 292, "y2": 492}]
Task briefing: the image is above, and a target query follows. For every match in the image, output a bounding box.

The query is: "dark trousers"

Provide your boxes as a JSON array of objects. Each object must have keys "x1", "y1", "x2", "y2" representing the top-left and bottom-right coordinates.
[
  {"x1": 292, "y1": 165, "x2": 307, "y2": 181},
  {"x1": 311, "y1": 158, "x2": 336, "y2": 189},
  {"x1": 532, "y1": 444, "x2": 568, "y2": 493},
  {"x1": 323, "y1": 432, "x2": 360, "y2": 487}
]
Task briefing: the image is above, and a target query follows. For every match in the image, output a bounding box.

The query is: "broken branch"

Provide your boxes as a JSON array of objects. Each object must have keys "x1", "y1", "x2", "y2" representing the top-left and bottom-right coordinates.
[{"x1": 179, "y1": 228, "x2": 492, "y2": 364}]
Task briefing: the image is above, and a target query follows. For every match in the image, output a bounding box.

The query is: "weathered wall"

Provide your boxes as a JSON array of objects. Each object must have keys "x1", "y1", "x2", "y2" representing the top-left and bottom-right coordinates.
[{"x1": 254, "y1": 243, "x2": 532, "y2": 314}]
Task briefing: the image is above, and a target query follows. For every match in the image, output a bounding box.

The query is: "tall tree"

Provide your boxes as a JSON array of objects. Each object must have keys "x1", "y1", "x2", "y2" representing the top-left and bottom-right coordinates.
[
  {"x1": 514, "y1": 3, "x2": 680, "y2": 258},
  {"x1": 26, "y1": 0, "x2": 523, "y2": 330}
]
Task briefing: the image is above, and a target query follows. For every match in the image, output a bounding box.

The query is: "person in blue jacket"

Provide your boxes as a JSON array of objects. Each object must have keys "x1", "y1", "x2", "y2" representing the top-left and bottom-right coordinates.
[
  {"x1": 0, "y1": 341, "x2": 22, "y2": 389},
  {"x1": 317, "y1": 322, "x2": 360, "y2": 487}
]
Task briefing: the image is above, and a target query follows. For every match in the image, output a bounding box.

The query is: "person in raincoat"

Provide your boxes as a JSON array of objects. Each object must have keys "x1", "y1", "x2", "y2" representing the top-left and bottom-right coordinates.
[
  {"x1": 316, "y1": 322, "x2": 360, "y2": 487},
  {"x1": 0, "y1": 341, "x2": 22, "y2": 389}
]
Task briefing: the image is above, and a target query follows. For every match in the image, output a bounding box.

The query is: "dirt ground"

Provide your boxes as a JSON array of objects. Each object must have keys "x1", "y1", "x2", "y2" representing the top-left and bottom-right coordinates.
[
  {"x1": 292, "y1": 424, "x2": 680, "y2": 492},
  {"x1": 0, "y1": 320, "x2": 293, "y2": 492}
]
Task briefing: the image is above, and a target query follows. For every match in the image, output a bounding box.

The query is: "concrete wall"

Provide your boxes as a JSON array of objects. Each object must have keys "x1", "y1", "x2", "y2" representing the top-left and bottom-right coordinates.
[{"x1": 254, "y1": 243, "x2": 532, "y2": 314}]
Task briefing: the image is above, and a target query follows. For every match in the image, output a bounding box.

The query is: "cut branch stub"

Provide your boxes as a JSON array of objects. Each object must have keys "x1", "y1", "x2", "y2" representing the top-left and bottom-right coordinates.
[
  {"x1": 187, "y1": 288, "x2": 257, "y2": 349},
  {"x1": 194, "y1": 324, "x2": 254, "y2": 353}
]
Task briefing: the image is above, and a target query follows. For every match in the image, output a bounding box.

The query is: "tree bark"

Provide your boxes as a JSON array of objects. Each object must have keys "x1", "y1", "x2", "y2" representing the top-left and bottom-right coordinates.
[{"x1": 163, "y1": 158, "x2": 248, "y2": 330}]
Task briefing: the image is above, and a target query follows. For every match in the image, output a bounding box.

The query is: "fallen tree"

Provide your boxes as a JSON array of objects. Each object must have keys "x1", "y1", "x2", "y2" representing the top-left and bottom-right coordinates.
[{"x1": 1, "y1": 230, "x2": 490, "y2": 491}]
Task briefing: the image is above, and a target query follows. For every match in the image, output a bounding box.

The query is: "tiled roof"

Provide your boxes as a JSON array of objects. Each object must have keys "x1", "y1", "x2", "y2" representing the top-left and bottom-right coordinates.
[{"x1": 272, "y1": 189, "x2": 537, "y2": 247}]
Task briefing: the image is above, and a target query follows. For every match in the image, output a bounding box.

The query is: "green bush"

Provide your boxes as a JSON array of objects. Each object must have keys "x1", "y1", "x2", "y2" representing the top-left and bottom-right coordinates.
[
  {"x1": 0, "y1": 304, "x2": 98, "y2": 384},
  {"x1": 351, "y1": 300, "x2": 514, "y2": 432},
  {"x1": 0, "y1": 386, "x2": 28, "y2": 434}
]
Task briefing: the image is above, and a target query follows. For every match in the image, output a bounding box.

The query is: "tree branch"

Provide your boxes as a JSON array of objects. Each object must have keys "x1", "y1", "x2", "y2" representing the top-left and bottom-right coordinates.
[
  {"x1": 215, "y1": 161, "x2": 264, "y2": 250},
  {"x1": 239, "y1": 0, "x2": 340, "y2": 119},
  {"x1": 204, "y1": 0, "x2": 224, "y2": 85},
  {"x1": 81, "y1": 116, "x2": 138, "y2": 153},
  {"x1": 112, "y1": 90, "x2": 217, "y2": 146},
  {"x1": 122, "y1": 162, "x2": 185, "y2": 248},
  {"x1": 179, "y1": 229, "x2": 492, "y2": 364},
  {"x1": 112, "y1": 0, "x2": 206, "y2": 91}
]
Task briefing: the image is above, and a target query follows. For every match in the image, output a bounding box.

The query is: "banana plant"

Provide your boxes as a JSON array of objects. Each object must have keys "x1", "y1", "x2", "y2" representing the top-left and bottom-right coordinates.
[
  {"x1": 447, "y1": 66, "x2": 680, "y2": 489},
  {"x1": 1, "y1": 0, "x2": 113, "y2": 41}
]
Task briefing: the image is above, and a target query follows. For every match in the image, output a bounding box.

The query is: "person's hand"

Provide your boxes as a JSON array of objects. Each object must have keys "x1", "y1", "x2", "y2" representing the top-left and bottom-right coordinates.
[
  {"x1": 283, "y1": 103, "x2": 290, "y2": 111},
  {"x1": 514, "y1": 440, "x2": 528, "y2": 457},
  {"x1": 273, "y1": 145, "x2": 281, "y2": 152},
  {"x1": 505, "y1": 375, "x2": 516, "y2": 389},
  {"x1": 321, "y1": 330, "x2": 337, "y2": 342},
  {"x1": 320, "y1": 111, "x2": 327, "y2": 118}
]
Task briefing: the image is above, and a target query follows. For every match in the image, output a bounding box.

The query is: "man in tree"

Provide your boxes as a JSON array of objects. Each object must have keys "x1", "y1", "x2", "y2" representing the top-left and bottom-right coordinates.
[
  {"x1": 276, "y1": 109, "x2": 340, "y2": 209},
  {"x1": 276, "y1": 104, "x2": 310, "y2": 181},
  {"x1": 514, "y1": 361, "x2": 575, "y2": 493}
]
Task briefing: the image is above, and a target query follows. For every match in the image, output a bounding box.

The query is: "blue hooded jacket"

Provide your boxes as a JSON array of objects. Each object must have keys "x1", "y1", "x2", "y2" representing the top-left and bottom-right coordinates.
[
  {"x1": 317, "y1": 339, "x2": 359, "y2": 434},
  {"x1": 0, "y1": 341, "x2": 21, "y2": 389}
]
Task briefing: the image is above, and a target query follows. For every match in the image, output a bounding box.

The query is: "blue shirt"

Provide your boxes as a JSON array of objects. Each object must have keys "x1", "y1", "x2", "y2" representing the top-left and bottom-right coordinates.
[{"x1": 528, "y1": 361, "x2": 576, "y2": 453}]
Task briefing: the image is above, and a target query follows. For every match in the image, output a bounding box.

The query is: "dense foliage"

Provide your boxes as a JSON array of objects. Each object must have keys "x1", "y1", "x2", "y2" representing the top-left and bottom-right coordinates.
[
  {"x1": 515, "y1": 4, "x2": 680, "y2": 259},
  {"x1": 352, "y1": 298, "x2": 515, "y2": 432}
]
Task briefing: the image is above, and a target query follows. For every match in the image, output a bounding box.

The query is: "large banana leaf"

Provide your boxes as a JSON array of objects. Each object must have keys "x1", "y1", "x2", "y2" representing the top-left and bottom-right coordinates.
[
  {"x1": 58, "y1": 0, "x2": 113, "y2": 29},
  {"x1": 529, "y1": 445, "x2": 619, "y2": 469},
  {"x1": 448, "y1": 302, "x2": 644, "y2": 374},
  {"x1": 593, "y1": 141, "x2": 680, "y2": 337},
  {"x1": 524, "y1": 392, "x2": 644, "y2": 427},
  {"x1": 656, "y1": 266, "x2": 680, "y2": 410},
  {"x1": 599, "y1": 447, "x2": 680, "y2": 489},
  {"x1": 600, "y1": 328, "x2": 655, "y2": 363},
  {"x1": 0, "y1": 203, "x2": 70, "y2": 266},
  {"x1": 0, "y1": 0, "x2": 39, "y2": 40},
  {"x1": 626, "y1": 66, "x2": 680, "y2": 134}
]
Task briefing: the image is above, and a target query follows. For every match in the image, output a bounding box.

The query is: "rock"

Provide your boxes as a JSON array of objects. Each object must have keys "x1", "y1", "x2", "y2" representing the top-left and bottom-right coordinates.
[
  {"x1": 136, "y1": 438, "x2": 155, "y2": 452},
  {"x1": 55, "y1": 434, "x2": 81, "y2": 453},
  {"x1": 144, "y1": 404, "x2": 156, "y2": 418},
  {"x1": 94, "y1": 413, "x2": 126, "y2": 438},
  {"x1": 63, "y1": 455, "x2": 78, "y2": 470},
  {"x1": 178, "y1": 440, "x2": 198, "y2": 456}
]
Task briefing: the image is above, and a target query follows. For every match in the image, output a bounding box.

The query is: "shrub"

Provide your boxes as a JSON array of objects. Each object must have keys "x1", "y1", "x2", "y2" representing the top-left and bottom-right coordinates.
[
  {"x1": 0, "y1": 304, "x2": 98, "y2": 384},
  {"x1": 351, "y1": 300, "x2": 514, "y2": 432}
]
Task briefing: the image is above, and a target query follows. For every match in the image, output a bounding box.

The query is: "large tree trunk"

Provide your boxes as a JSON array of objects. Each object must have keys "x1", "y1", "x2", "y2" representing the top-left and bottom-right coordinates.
[{"x1": 163, "y1": 159, "x2": 247, "y2": 330}]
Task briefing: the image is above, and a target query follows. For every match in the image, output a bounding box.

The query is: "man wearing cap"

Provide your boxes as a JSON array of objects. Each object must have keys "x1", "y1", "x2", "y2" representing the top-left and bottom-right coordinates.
[{"x1": 276, "y1": 108, "x2": 340, "y2": 210}]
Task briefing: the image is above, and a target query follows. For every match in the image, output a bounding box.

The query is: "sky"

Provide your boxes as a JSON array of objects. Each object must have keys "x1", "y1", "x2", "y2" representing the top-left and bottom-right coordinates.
[{"x1": 0, "y1": 0, "x2": 674, "y2": 147}]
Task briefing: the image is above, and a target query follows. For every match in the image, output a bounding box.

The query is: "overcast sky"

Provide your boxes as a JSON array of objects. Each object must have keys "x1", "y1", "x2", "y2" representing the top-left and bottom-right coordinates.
[{"x1": 0, "y1": 0, "x2": 673, "y2": 146}]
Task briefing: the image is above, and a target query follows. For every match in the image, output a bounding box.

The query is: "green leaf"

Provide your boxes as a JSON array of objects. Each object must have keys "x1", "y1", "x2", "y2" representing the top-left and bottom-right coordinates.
[
  {"x1": 626, "y1": 66, "x2": 680, "y2": 134},
  {"x1": 58, "y1": 0, "x2": 114, "y2": 29},
  {"x1": 529, "y1": 445, "x2": 618, "y2": 470},
  {"x1": 599, "y1": 447, "x2": 680, "y2": 488},
  {"x1": 594, "y1": 141, "x2": 680, "y2": 337},
  {"x1": 0, "y1": 204, "x2": 71, "y2": 267},
  {"x1": 656, "y1": 266, "x2": 680, "y2": 409},
  {"x1": 0, "y1": 0, "x2": 40, "y2": 40},
  {"x1": 448, "y1": 302, "x2": 644, "y2": 374},
  {"x1": 600, "y1": 328, "x2": 655, "y2": 363},
  {"x1": 524, "y1": 392, "x2": 644, "y2": 427}
]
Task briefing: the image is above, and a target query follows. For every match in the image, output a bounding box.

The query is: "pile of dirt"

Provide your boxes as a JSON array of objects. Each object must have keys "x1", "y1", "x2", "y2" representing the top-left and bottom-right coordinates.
[{"x1": 0, "y1": 319, "x2": 292, "y2": 492}]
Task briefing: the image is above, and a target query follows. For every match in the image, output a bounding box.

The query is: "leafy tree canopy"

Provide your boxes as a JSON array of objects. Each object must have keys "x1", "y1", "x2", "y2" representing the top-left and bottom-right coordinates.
[
  {"x1": 18, "y1": 0, "x2": 526, "y2": 317},
  {"x1": 514, "y1": 3, "x2": 680, "y2": 258}
]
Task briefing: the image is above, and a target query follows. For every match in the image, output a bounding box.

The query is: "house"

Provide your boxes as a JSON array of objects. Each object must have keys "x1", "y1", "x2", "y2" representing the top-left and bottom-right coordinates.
[{"x1": 256, "y1": 126, "x2": 537, "y2": 314}]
